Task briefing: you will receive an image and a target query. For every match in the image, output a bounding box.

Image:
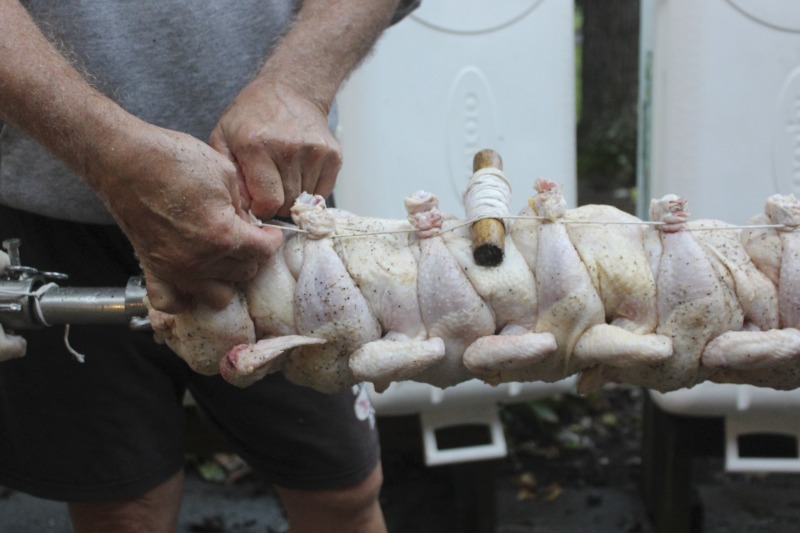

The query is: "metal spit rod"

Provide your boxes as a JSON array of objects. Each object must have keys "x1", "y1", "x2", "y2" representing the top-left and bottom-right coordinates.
[
  {"x1": 36, "y1": 277, "x2": 148, "y2": 326},
  {"x1": 0, "y1": 276, "x2": 148, "y2": 330},
  {"x1": 0, "y1": 239, "x2": 149, "y2": 330}
]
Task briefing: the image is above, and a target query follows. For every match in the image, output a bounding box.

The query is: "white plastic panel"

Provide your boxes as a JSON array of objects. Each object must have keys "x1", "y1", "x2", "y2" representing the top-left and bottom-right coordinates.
[
  {"x1": 335, "y1": 0, "x2": 576, "y2": 220},
  {"x1": 725, "y1": 411, "x2": 800, "y2": 472},
  {"x1": 368, "y1": 378, "x2": 575, "y2": 466},
  {"x1": 651, "y1": 384, "x2": 800, "y2": 472},
  {"x1": 650, "y1": 383, "x2": 800, "y2": 418},
  {"x1": 640, "y1": 0, "x2": 800, "y2": 224},
  {"x1": 421, "y1": 405, "x2": 508, "y2": 466},
  {"x1": 367, "y1": 377, "x2": 576, "y2": 416}
]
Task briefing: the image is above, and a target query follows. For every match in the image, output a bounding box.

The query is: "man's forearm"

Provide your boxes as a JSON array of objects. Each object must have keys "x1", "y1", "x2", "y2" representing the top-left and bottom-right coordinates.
[
  {"x1": 257, "y1": 0, "x2": 402, "y2": 112},
  {"x1": 0, "y1": 0, "x2": 147, "y2": 194},
  {"x1": 0, "y1": 0, "x2": 292, "y2": 311}
]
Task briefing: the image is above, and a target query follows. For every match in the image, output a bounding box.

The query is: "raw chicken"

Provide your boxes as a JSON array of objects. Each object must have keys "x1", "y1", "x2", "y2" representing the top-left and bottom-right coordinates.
[
  {"x1": 705, "y1": 194, "x2": 800, "y2": 388},
  {"x1": 333, "y1": 209, "x2": 445, "y2": 391},
  {"x1": 275, "y1": 194, "x2": 383, "y2": 393},
  {"x1": 743, "y1": 194, "x2": 800, "y2": 328},
  {"x1": 142, "y1": 188, "x2": 800, "y2": 394},
  {"x1": 556, "y1": 188, "x2": 671, "y2": 372},
  {"x1": 404, "y1": 191, "x2": 495, "y2": 387},
  {"x1": 223, "y1": 193, "x2": 447, "y2": 392},
  {"x1": 453, "y1": 211, "x2": 557, "y2": 383},
  {"x1": 151, "y1": 288, "x2": 255, "y2": 376},
  {"x1": 580, "y1": 196, "x2": 746, "y2": 392},
  {"x1": 510, "y1": 180, "x2": 670, "y2": 389},
  {"x1": 502, "y1": 179, "x2": 607, "y2": 383}
]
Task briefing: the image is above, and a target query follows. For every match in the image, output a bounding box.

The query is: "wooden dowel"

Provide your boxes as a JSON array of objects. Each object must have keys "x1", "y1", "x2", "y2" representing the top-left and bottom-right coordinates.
[{"x1": 471, "y1": 149, "x2": 505, "y2": 267}]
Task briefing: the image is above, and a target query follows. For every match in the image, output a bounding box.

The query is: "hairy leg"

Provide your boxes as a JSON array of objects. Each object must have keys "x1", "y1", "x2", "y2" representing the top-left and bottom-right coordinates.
[
  {"x1": 68, "y1": 468, "x2": 184, "y2": 533},
  {"x1": 275, "y1": 462, "x2": 386, "y2": 533}
]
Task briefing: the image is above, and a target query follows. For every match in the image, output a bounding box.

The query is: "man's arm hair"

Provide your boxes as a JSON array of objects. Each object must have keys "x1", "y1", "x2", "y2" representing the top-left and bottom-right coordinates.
[
  {"x1": 0, "y1": 0, "x2": 151, "y2": 194},
  {"x1": 255, "y1": 0, "x2": 403, "y2": 114}
]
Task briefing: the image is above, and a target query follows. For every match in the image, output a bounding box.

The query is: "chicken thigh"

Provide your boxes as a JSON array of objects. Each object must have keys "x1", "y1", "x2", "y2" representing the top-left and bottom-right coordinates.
[
  {"x1": 220, "y1": 227, "x2": 326, "y2": 388},
  {"x1": 150, "y1": 288, "x2": 255, "y2": 376},
  {"x1": 446, "y1": 211, "x2": 557, "y2": 383},
  {"x1": 618, "y1": 196, "x2": 744, "y2": 391},
  {"x1": 705, "y1": 194, "x2": 800, "y2": 388},
  {"x1": 279, "y1": 194, "x2": 383, "y2": 393},
  {"x1": 331, "y1": 211, "x2": 445, "y2": 390},
  {"x1": 517, "y1": 180, "x2": 606, "y2": 382},
  {"x1": 406, "y1": 191, "x2": 495, "y2": 387},
  {"x1": 567, "y1": 204, "x2": 672, "y2": 366}
]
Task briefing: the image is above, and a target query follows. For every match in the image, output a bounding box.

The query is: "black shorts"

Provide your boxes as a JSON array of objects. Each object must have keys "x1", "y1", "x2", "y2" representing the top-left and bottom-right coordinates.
[{"x1": 0, "y1": 206, "x2": 380, "y2": 502}]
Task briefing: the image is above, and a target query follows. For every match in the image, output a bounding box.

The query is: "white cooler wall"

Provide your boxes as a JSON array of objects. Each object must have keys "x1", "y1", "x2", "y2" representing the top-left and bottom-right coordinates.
[
  {"x1": 335, "y1": 0, "x2": 576, "y2": 219},
  {"x1": 641, "y1": 1, "x2": 800, "y2": 473},
  {"x1": 640, "y1": 0, "x2": 800, "y2": 224}
]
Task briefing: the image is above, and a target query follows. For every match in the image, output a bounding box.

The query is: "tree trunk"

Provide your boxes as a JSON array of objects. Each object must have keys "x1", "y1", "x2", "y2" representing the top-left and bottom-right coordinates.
[{"x1": 576, "y1": 0, "x2": 640, "y2": 207}]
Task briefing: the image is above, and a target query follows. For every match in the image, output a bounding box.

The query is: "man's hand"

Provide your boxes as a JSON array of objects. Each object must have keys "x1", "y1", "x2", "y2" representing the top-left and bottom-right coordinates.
[
  {"x1": 210, "y1": 80, "x2": 341, "y2": 220},
  {"x1": 208, "y1": 0, "x2": 403, "y2": 219},
  {"x1": 101, "y1": 126, "x2": 284, "y2": 313}
]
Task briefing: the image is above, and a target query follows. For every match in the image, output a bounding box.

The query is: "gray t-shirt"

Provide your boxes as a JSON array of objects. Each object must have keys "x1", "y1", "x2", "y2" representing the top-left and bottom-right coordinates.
[{"x1": 1, "y1": 0, "x2": 418, "y2": 224}]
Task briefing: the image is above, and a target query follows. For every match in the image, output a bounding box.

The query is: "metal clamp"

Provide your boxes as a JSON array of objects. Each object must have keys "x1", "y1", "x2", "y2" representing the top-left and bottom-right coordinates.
[{"x1": 0, "y1": 238, "x2": 148, "y2": 330}]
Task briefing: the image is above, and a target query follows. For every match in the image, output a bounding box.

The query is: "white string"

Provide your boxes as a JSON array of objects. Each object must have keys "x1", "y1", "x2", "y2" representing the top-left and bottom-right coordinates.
[
  {"x1": 560, "y1": 218, "x2": 664, "y2": 226},
  {"x1": 30, "y1": 283, "x2": 86, "y2": 363},
  {"x1": 30, "y1": 282, "x2": 58, "y2": 327},
  {"x1": 334, "y1": 227, "x2": 418, "y2": 239},
  {"x1": 463, "y1": 167, "x2": 512, "y2": 230},
  {"x1": 681, "y1": 223, "x2": 786, "y2": 231},
  {"x1": 252, "y1": 219, "x2": 308, "y2": 234},
  {"x1": 63, "y1": 324, "x2": 86, "y2": 363},
  {"x1": 0, "y1": 282, "x2": 59, "y2": 326},
  {"x1": 250, "y1": 212, "x2": 793, "y2": 240},
  {"x1": 0, "y1": 281, "x2": 86, "y2": 363}
]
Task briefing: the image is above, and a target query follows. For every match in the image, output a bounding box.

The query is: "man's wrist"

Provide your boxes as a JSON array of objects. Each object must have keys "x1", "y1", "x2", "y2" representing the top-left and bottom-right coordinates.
[
  {"x1": 72, "y1": 109, "x2": 150, "y2": 196},
  {"x1": 254, "y1": 0, "x2": 402, "y2": 111}
]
